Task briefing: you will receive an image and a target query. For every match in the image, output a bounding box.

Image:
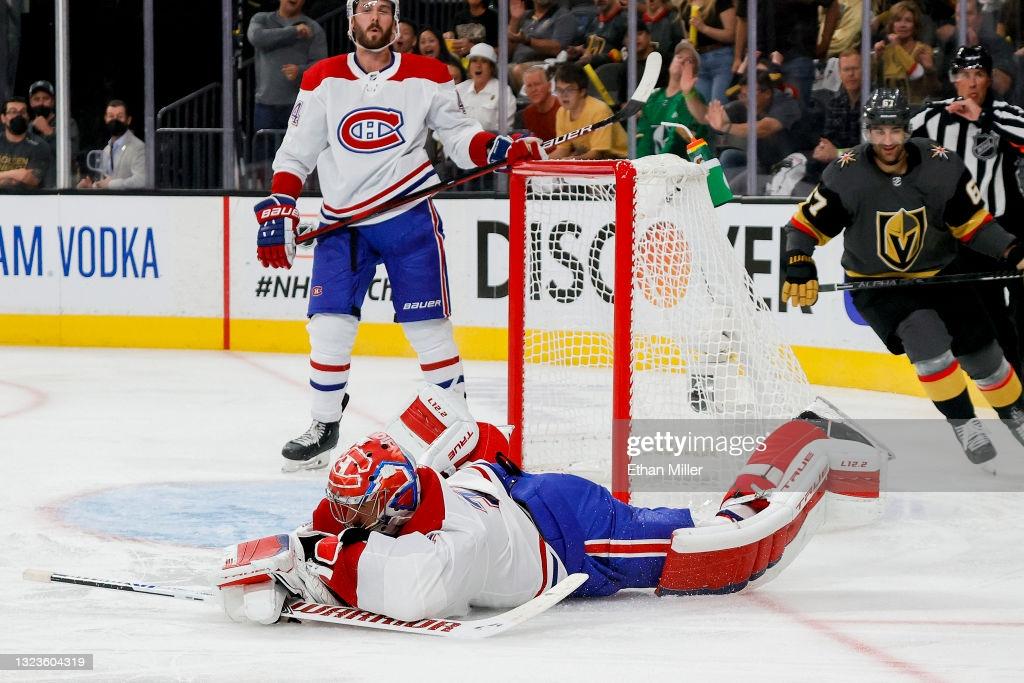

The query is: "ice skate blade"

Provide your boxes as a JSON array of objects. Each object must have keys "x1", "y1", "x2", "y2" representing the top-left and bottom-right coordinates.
[
  {"x1": 978, "y1": 460, "x2": 997, "y2": 476},
  {"x1": 281, "y1": 451, "x2": 332, "y2": 473}
]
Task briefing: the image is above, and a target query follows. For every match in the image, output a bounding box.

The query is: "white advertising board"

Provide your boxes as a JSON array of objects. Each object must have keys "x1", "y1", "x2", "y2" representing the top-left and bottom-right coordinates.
[{"x1": 0, "y1": 195, "x2": 222, "y2": 317}]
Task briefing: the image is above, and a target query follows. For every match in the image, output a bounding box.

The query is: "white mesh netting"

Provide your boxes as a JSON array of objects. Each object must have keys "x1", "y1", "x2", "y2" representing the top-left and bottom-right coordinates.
[{"x1": 514, "y1": 155, "x2": 813, "y2": 503}]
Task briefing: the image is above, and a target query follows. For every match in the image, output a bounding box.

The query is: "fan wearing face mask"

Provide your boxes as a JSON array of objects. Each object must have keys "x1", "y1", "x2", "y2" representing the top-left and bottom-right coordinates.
[
  {"x1": 77, "y1": 99, "x2": 147, "y2": 189},
  {"x1": 27, "y1": 79, "x2": 80, "y2": 187},
  {"x1": 0, "y1": 96, "x2": 51, "y2": 190}
]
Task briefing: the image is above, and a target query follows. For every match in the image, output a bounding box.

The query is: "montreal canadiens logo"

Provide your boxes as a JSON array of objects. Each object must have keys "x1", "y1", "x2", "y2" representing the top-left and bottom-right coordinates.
[{"x1": 338, "y1": 107, "x2": 405, "y2": 153}]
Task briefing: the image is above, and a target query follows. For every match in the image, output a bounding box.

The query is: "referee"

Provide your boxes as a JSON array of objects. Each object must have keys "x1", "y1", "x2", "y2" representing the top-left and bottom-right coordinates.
[{"x1": 911, "y1": 45, "x2": 1024, "y2": 374}]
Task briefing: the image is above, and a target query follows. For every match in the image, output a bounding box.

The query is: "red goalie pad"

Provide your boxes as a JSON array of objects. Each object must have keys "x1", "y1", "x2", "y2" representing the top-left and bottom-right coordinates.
[{"x1": 657, "y1": 439, "x2": 830, "y2": 596}]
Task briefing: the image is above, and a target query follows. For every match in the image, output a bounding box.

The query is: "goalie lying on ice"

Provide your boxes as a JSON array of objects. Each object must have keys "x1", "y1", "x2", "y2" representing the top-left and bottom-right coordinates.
[{"x1": 215, "y1": 387, "x2": 884, "y2": 624}]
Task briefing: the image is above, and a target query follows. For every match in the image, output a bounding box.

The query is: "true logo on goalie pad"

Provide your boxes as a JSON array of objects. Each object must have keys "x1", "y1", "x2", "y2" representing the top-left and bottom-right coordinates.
[{"x1": 338, "y1": 107, "x2": 406, "y2": 153}]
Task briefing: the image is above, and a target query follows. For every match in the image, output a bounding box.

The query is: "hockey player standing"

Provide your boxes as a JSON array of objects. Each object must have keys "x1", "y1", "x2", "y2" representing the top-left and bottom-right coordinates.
[
  {"x1": 783, "y1": 88, "x2": 1024, "y2": 472},
  {"x1": 252, "y1": 0, "x2": 544, "y2": 472},
  {"x1": 911, "y1": 45, "x2": 1024, "y2": 375}
]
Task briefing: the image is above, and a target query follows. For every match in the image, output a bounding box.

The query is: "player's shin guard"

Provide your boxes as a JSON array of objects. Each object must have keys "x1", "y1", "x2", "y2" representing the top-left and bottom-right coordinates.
[
  {"x1": 402, "y1": 319, "x2": 466, "y2": 397},
  {"x1": 971, "y1": 357, "x2": 1023, "y2": 417},
  {"x1": 915, "y1": 352, "x2": 975, "y2": 420},
  {"x1": 307, "y1": 313, "x2": 358, "y2": 422}
]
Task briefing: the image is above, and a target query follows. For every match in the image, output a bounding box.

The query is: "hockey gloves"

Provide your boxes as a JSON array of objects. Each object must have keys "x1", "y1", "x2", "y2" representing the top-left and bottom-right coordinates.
[
  {"x1": 782, "y1": 250, "x2": 819, "y2": 308},
  {"x1": 487, "y1": 135, "x2": 548, "y2": 166},
  {"x1": 1004, "y1": 239, "x2": 1024, "y2": 270},
  {"x1": 255, "y1": 194, "x2": 300, "y2": 269}
]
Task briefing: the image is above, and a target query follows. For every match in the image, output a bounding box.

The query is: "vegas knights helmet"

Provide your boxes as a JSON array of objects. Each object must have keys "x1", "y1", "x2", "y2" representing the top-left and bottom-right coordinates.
[
  {"x1": 326, "y1": 432, "x2": 420, "y2": 534},
  {"x1": 862, "y1": 88, "x2": 911, "y2": 131},
  {"x1": 950, "y1": 44, "x2": 993, "y2": 77},
  {"x1": 348, "y1": 0, "x2": 399, "y2": 52}
]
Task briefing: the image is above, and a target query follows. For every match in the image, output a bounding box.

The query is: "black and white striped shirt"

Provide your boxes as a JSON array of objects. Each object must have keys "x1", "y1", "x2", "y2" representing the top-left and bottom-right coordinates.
[{"x1": 910, "y1": 96, "x2": 1024, "y2": 225}]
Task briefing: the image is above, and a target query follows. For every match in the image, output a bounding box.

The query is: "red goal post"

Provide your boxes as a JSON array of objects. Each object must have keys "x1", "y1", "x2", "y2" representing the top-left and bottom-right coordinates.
[{"x1": 506, "y1": 157, "x2": 813, "y2": 504}]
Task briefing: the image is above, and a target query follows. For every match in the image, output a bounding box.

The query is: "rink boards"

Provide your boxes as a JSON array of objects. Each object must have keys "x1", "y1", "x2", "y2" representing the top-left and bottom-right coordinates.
[{"x1": 0, "y1": 193, "x2": 923, "y2": 396}]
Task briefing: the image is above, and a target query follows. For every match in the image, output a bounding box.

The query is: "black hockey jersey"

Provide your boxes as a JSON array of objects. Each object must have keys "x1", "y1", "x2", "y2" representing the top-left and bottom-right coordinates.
[{"x1": 788, "y1": 137, "x2": 1007, "y2": 278}]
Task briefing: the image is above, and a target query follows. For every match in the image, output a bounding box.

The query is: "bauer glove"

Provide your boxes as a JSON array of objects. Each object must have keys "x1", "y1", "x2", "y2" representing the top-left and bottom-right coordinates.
[
  {"x1": 254, "y1": 193, "x2": 299, "y2": 269},
  {"x1": 487, "y1": 135, "x2": 548, "y2": 165},
  {"x1": 782, "y1": 250, "x2": 819, "y2": 308}
]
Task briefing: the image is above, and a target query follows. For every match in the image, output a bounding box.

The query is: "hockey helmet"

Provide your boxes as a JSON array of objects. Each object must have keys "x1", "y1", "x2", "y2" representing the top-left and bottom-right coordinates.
[
  {"x1": 862, "y1": 88, "x2": 911, "y2": 130},
  {"x1": 326, "y1": 432, "x2": 420, "y2": 534},
  {"x1": 951, "y1": 44, "x2": 993, "y2": 76},
  {"x1": 347, "y1": 0, "x2": 399, "y2": 51}
]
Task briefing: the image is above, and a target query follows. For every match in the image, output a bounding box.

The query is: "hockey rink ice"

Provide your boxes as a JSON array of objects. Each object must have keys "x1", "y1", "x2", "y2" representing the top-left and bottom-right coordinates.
[{"x1": 1, "y1": 346, "x2": 1022, "y2": 681}]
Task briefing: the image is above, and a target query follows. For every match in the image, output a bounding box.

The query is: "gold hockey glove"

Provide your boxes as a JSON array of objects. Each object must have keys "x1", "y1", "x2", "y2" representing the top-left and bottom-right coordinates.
[{"x1": 783, "y1": 251, "x2": 819, "y2": 307}]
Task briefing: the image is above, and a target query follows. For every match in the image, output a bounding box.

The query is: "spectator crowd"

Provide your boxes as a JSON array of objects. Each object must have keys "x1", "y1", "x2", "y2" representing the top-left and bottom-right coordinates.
[{"x1": 7, "y1": 0, "x2": 1024, "y2": 194}]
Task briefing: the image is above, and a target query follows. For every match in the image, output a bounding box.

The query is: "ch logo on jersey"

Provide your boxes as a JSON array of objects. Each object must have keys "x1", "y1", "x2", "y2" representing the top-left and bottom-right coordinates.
[
  {"x1": 876, "y1": 207, "x2": 927, "y2": 271},
  {"x1": 338, "y1": 107, "x2": 405, "y2": 153}
]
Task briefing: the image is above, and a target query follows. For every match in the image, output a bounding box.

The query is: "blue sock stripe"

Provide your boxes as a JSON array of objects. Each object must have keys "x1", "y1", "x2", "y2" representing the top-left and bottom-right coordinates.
[{"x1": 310, "y1": 380, "x2": 348, "y2": 392}]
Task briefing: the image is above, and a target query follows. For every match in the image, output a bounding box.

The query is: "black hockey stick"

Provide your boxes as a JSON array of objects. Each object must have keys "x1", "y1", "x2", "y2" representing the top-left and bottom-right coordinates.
[
  {"x1": 819, "y1": 269, "x2": 1024, "y2": 293},
  {"x1": 294, "y1": 52, "x2": 664, "y2": 245}
]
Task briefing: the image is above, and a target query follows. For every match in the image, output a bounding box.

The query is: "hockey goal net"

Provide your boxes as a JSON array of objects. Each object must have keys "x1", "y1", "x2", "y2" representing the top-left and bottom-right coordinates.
[{"x1": 507, "y1": 155, "x2": 813, "y2": 504}]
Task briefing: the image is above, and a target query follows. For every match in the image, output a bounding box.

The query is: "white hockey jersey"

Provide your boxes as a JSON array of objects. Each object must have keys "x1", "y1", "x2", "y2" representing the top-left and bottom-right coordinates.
[
  {"x1": 310, "y1": 462, "x2": 566, "y2": 622},
  {"x1": 271, "y1": 51, "x2": 492, "y2": 226}
]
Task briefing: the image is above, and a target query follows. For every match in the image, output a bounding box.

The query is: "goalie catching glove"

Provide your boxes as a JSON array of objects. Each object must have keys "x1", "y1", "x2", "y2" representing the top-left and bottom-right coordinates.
[
  {"x1": 254, "y1": 194, "x2": 300, "y2": 269},
  {"x1": 782, "y1": 250, "x2": 819, "y2": 308},
  {"x1": 486, "y1": 134, "x2": 547, "y2": 166}
]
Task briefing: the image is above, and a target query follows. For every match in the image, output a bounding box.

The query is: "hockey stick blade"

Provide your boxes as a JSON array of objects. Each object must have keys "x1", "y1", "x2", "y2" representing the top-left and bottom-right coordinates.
[
  {"x1": 819, "y1": 270, "x2": 1024, "y2": 292},
  {"x1": 293, "y1": 53, "x2": 664, "y2": 246},
  {"x1": 23, "y1": 569, "x2": 215, "y2": 602},
  {"x1": 281, "y1": 572, "x2": 588, "y2": 639}
]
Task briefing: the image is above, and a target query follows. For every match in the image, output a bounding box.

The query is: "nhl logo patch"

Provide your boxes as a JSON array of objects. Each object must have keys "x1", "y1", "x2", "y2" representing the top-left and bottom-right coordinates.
[
  {"x1": 338, "y1": 107, "x2": 406, "y2": 153},
  {"x1": 972, "y1": 131, "x2": 999, "y2": 161}
]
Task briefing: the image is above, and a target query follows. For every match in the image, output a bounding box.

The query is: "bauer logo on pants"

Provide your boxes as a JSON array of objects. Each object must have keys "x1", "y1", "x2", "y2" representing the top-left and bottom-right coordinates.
[{"x1": 338, "y1": 107, "x2": 406, "y2": 153}]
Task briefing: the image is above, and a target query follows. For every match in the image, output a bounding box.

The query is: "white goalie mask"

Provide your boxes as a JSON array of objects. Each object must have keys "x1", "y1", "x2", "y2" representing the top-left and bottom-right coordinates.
[{"x1": 348, "y1": 0, "x2": 400, "y2": 53}]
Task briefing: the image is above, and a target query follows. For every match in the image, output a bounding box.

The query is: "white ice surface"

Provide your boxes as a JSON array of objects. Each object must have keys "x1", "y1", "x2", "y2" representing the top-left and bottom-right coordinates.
[{"x1": 1, "y1": 347, "x2": 1023, "y2": 682}]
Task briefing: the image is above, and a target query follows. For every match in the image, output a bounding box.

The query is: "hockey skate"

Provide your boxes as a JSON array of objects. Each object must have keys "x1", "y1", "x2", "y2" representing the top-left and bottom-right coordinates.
[
  {"x1": 281, "y1": 395, "x2": 349, "y2": 473},
  {"x1": 1001, "y1": 406, "x2": 1024, "y2": 450},
  {"x1": 949, "y1": 417, "x2": 997, "y2": 474}
]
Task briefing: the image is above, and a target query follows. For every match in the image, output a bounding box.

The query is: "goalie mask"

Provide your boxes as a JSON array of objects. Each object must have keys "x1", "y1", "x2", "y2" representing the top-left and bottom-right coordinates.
[
  {"x1": 348, "y1": 0, "x2": 399, "y2": 52},
  {"x1": 326, "y1": 432, "x2": 419, "y2": 534}
]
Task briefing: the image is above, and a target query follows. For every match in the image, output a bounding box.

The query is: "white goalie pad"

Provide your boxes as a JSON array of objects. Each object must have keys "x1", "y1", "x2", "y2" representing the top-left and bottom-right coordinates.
[
  {"x1": 657, "y1": 447, "x2": 829, "y2": 596},
  {"x1": 384, "y1": 385, "x2": 478, "y2": 464}
]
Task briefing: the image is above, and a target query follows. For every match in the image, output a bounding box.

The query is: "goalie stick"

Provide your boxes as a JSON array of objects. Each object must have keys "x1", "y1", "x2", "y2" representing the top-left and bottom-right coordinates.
[
  {"x1": 294, "y1": 51, "x2": 664, "y2": 245},
  {"x1": 23, "y1": 568, "x2": 587, "y2": 639}
]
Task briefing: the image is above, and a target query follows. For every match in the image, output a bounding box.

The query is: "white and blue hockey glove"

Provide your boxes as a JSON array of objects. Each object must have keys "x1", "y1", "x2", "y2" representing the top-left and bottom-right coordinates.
[
  {"x1": 254, "y1": 194, "x2": 300, "y2": 269},
  {"x1": 486, "y1": 135, "x2": 547, "y2": 166}
]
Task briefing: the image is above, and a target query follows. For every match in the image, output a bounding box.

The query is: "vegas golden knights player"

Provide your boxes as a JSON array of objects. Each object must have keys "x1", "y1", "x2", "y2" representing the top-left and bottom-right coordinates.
[{"x1": 782, "y1": 88, "x2": 1024, "y2": 473}]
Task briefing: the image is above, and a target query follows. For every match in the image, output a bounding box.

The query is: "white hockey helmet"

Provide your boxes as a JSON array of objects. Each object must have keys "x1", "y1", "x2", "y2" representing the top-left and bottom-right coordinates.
[{"x1": 348, "y1": 0, "x2": 400, "y2": 52}]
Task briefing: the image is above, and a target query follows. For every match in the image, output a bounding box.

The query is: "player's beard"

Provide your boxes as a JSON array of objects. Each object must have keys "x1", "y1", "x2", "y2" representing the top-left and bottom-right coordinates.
[
  {"x1": 873, "y1": 143, "x2": 908, "y2": 174},
  {"x1": 352, "y1": 20, "x2": 394, "y2": 51}
]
